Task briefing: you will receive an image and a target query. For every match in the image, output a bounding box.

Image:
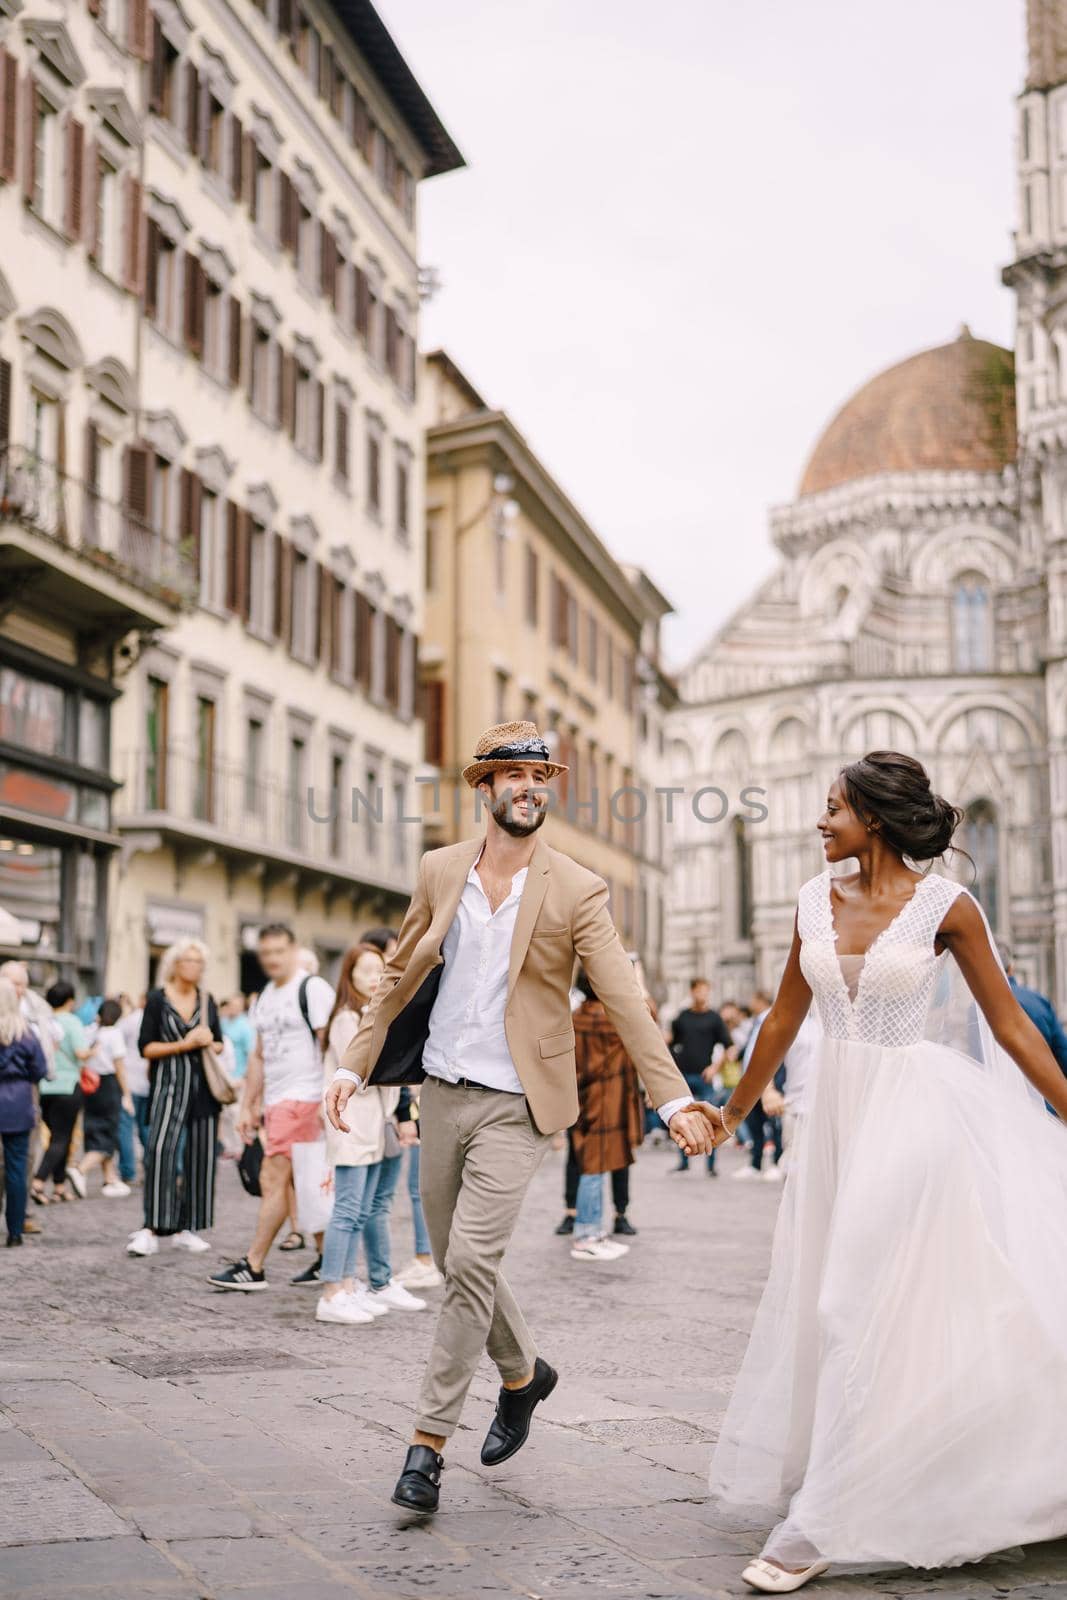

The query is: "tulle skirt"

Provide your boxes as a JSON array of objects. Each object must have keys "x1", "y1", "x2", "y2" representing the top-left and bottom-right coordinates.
[{"x1": 709, "y1": 1034, "x2": 1067, "y2": 1569}]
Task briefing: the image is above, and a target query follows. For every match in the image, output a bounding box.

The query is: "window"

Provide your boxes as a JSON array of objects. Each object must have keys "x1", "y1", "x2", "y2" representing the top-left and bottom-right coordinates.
[
  {"x1": 396, "y1": 456, "x2": 409, "y2": 539},
  {"x1": 244, "y1": 716, "x2": 264, "y2": 816},
  {"x1": 155, "y1": 28, "x2": 181, "y2": 126},
  {"x1": 962, "y1": 799, "x2": 999, "y2": 931},
  {"x1": 103, "y1": 0, "x2": 128, "y2": 39},
  {"x1": 202, "y1": 277, "x2": 225, "y2": 379},
  {"x1": 329, "y1": 750, "x2": 345, "y2": 858},
  {"x1": 1022, "y1": 106, "x2": 1031, "y2": 163},
  {"x1": 253, "y1": 147, "x2": 273, "y2": 230},
  {"x1": 27, "y1": 390, "x2": 60, "y2": 467},
  {"x1": 734, "y1": 814, "x2": 753, "y2": 940},
  {"x1": 251, "y1": 323, "x2": 274, "y2": 421},
  {"x1": 586, "y1": 612, "x2": 598, "y2": 682},
  {"x1": 364, "y1": 761, "x2": 379, "y2": 855},
  {"x1": 522, "y1": 691, "x2": 538, "y2": 725},
  {"x1": 286, "y1": 734, "x2": 306, "y2": 850},
  {"x1": 145, "y1": 677, "x2": 169, "y2": 809},
  {"x1": 291, "y1": 548, "x2": 311, "y2": 657},
  {"x1": 367, "y1": 428, "x2": 381, "y2": 516},
  {"x1": 203, "y1": 91, "x2": 225, "y2": 174},
  {"x1": 151, "y1": 454, "x2": 173, "y2": 539},
  {"x1": 494, "y1": 519, "x2": 507, "y2": 597},
  {"x1": 494, "y1": 669, "x2": 508, "y2": 723},
  {"x1": 31, "y1": 92, "x2": 61, "y2": 225},
  {"x1": 392, "y1": 776, "x2": 406, "y2": 866},
  {"x1": 294, "y1": 363, "x2": 321, "y2": 456},
  {"x1": 95, "y1": 156, "x2": 120, "y2": 277},
  {"x1": 952, "y1": 573, "x2": 994, "y2": 672},
  {"x1": 425, "y1": 517, "x2": 438, "y2": 593},
  {"x1": 606, "y1": 635, "x2": 615, "y2": 699},
  {"x1": 199, "y1": 489, "x2": 223, "y2": 608},
  {"x1": 248, "y1": 518, "x2": 269, "y2": 633},
  {"x1": 148, "y1": 229, "x2": 181, "y2": 339},
  {"x1": 297, "y1": 198, "x2": 316, "y2": 284},
  {"x1": 193, "y1": 696, "x2": 216, "y2": 822},
  {"x1": 525, "y1": 545, "x2": 538, "y2": 626},
  {"x1": 1024, "y1": 183, "x2": 1034, "y2": 235},
  {"x1": 334, "y1": 396, "x2": 350, "y2": 483}
]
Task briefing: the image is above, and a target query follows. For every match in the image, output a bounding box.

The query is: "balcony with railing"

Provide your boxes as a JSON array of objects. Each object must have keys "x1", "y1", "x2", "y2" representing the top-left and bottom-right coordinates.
[
  {"x1": 0, "y1": 447, "x2": 196, "y2": 632},
  {"x1": 115, "y1": 748, "x2": 417, "y2": 903}
]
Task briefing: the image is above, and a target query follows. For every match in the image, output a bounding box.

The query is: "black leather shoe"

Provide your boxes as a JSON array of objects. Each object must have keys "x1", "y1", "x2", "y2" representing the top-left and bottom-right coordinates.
[
  {"x1": 480, "y1": 1357, "x2": 558, "y2": 1466},
  {"x1": 614, "y1": 1215, "x2": 638, "y2": 1236},
  {"x1": 554, "y1": 1214, "x2": 575, "y2": 1235},
  {"x1": 391, "y1": 1445, "x2": 443, "y2": 1513}
]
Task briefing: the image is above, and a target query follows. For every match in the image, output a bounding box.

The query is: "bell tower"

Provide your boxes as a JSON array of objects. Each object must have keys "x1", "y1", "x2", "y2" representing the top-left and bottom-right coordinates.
[{"x1": 1003, "y1": 0, "x2": 1067, "y2": 1004}]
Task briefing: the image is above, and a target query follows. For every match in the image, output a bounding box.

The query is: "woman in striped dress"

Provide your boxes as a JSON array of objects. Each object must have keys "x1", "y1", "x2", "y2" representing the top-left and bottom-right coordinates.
[{"x1": 126, "y1": 939, "x2": 226, "y2": 1259}]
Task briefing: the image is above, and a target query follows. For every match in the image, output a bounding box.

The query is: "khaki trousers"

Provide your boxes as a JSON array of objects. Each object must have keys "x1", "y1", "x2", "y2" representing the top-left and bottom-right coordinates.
[{"x1": 415, "y1": 1076, "x2": 551, "y2": 1437}]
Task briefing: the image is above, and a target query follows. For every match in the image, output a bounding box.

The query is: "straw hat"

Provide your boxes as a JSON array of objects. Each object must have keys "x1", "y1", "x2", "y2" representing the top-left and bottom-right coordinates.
[{"x1": 461, "y1": 720, "x2": 568, "y2": 788}]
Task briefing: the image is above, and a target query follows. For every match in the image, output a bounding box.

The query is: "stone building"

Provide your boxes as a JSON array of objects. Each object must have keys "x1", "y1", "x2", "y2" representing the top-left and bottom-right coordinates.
[
  {"x1": 421, "y1": 351, "x2": 677, "y2": 998},
  {"x1": 0, "y1": 0, "x2": 462, "y2": 995},
  {"x1": 666, "y1": 315, "x2": 1064, "y2": 1009}
]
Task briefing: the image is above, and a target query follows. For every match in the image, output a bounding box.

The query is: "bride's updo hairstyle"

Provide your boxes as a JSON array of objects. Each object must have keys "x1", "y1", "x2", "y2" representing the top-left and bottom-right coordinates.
[{"x1": 840, "y1": 750, "x2": 965, "y2": 864}]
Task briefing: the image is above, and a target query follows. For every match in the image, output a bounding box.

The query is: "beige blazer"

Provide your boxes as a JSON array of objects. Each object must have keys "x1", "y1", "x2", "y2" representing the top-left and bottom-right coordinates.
[{"x1": 340, "y1": 832, "x2": 690, "y2": 1135}]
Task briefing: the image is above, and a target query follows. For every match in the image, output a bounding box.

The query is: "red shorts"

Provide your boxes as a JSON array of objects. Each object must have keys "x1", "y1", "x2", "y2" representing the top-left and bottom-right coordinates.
[{"x1": 262, "y1": 1098, "x2": 324, "y2": 1159}]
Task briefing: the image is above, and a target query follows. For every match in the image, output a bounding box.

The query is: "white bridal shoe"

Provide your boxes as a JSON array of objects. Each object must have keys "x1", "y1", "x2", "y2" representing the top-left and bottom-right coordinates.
[{"x1": 741, "y1": 1557, "x2": 829, "y2": 1593}]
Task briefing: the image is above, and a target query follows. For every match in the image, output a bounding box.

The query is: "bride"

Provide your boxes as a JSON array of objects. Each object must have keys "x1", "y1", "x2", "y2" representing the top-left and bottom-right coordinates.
[{"x1": 707, "y1": 750, "x2": 1067, "y2": 1594}]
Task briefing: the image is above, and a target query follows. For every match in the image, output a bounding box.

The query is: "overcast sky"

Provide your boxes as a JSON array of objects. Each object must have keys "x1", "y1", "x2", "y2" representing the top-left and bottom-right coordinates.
[{"x1": 380, "y1": 0, "x2": 1024, "y2": 669}]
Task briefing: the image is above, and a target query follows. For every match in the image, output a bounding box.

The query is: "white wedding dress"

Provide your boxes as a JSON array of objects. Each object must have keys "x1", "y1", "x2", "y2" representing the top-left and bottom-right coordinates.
[{"x1": 709, "y1": 868, "x2": 1067, "y2": 1571}]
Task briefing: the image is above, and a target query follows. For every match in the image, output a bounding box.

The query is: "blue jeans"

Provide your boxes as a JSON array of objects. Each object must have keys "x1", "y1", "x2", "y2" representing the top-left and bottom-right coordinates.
[
  {"x1": 407, "y1": 1143, "x2": 431, "y2": 1257},
  {"x1": 574, "y1": 1170, "x2": 604, "y2": 1241},
  {"x1": 118, "y1": 1093, "x2": 150, "y2": 1183},
  {"x1": 363, "y1": 1152, "x2": 401, "y2": 1287},
  {"x1": 2, "y1": 1129, "x2": 30, "y2": 1242}
]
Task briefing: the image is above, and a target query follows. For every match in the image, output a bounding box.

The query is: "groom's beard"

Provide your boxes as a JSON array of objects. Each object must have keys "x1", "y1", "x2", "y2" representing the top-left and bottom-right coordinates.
[{"x1": 490, "y1": 791, "x2": 548, "y2": 839}]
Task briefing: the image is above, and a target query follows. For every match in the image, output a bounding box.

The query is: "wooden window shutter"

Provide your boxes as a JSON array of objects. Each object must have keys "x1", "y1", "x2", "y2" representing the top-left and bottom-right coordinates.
[
  {"x1": 0, "y1": 358, "x2": 11, "y2": 453},
  {"x1": 424, "y1": 679, "x2": 445, "y2": 766},
  {"x1": 236, "y1": 510, "x2": 251, "y2": 622},
  {"x1": 183, "y1": 251, "x2": 201, "y2": 352},
  {"x1": 198, "y1": 79, "x2": 211, "y2": 167},
  {"x1": 129, "y1": 0, "x2": 151, "y2": 63},
  {"x1": 335, "y1": 400, "x2": 348, "y2": 480},
  {"x1": 143, "y1": 219, "x2": 160, "y2": 319},
  {"x1": 384, "y1": 617, "x2": 400, "y2": 707},
  {"x1": 84, "y1": 137, "x2": 99, "y2": 255},
  {"x1": 278, "y1": 351, "x2": 295, "y2": 438},
  {"x1": 276, "y1": 0, "x2": 293, "y2": 36},
  {"x1": 124, "y1": 443, "x2": 151, "y2": 524},
  {"x1": 243, "y1": 134, "x2": 256, "y2": 215},
  {"x1": 225, "y1": 499, "x2": 239, "y2": 610},
  {"x1": 354, "y1": 267, "x2": 369, "y2": 340},
  {"x1": 354, "y1": 592, "x2": 371, "y2": 688},
  {"x1": 65, "y1": 117, "x2": 85, "y2": 239},
  {"x1": 315, "y1": 379, "x2": 325, "y2": 461},
  {"x1": 148, "y1": 19, "x2": 165, "y2": 114},
  {"x1": 227, "y1": 295, "x2": 242, "y2": 387},
  {"x1": 0, "y1": 50, "x2": 17, "y2": 184},
  {"x1": 275, "y1": 535, "x2": 293, "y2": 645},
  {"x1": 22, "y1": 74, "x2": 36, "y2": 203},
  {"x1": 320, "y1": 45, "x2": 334, "y2": 105},
  {"x1": 184, "y1": 62, "x2": 199, "y2": 151},
  {"x1": 245, "y1": 317, "x2": 256, "y2": 406},
  {"x1": 230, "y1": 113, "x2": 243, "y2": 201},
  {"x1": 315, "y1": 561, "x2": 329, "y2": 663},
  {"x1": 180, "y1": 467, "x2": 202, "y2": 579},
  {"x1": 123, "y1": 174, "x2": 143, "y2": 293},
  {"x1": 88, "y1": 0, "x2": 102, "y2": 16},
  {"x1": 85, "y1": 420, "x2": 100, "y2": 492}
]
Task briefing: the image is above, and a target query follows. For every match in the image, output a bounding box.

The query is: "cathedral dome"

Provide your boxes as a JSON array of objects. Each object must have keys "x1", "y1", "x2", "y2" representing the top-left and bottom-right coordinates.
[{"x1": 798, "y1": 328, "x2": 1016, "y2": 497}]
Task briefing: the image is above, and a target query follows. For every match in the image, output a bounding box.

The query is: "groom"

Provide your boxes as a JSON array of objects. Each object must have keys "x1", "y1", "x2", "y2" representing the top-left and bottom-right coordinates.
[{"x1": 326, "y1": 720, "x2": 716, "y2": 1513}]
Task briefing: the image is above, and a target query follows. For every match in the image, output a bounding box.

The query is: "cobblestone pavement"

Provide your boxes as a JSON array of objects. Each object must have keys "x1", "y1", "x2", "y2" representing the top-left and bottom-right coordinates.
[{"x1": 3, "y1": 1133, "x2": 1066, "y2": 1600}]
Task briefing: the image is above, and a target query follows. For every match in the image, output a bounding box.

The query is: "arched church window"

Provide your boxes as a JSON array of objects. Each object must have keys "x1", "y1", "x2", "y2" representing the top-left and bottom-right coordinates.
[
  {"x1": 962, "y1": 798, "x2": 999, "y2": 932},
  {"x1": 951, "y1": 573, "x2": 994, "y2": 672},
  {"x1": 733, "y1": 814, "x2": 753, "y2": 941}
]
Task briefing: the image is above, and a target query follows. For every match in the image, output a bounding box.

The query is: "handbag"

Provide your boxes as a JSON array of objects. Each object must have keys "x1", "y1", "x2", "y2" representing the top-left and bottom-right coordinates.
[
  {"x1": 79, "y1": 1065, "x2": 100, "y2": 1095},
  {"x1": 382, "y1": 1118, "x2": 402, "y2": 1160},
  {"x1": 197, "y1": 991, "x2": 237, "y2": 1105}
]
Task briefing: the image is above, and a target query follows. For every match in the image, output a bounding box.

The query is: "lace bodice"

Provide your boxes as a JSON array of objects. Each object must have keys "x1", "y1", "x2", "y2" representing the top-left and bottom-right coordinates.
[{"x1": 798, "y1": 869, "x2": 967, "y2": 1046}]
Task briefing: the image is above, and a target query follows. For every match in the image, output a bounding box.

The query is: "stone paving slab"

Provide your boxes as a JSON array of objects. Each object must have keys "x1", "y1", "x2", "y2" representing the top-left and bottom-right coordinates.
[{"x1": 2, "y1": 1137, "x2": 1066, "y2": 1598}]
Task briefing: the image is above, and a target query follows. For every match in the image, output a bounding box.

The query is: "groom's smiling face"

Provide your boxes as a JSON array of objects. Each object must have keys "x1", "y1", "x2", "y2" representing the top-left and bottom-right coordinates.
[{"x1": 482, "y1": 766, "x2": 551, "y2": 838}]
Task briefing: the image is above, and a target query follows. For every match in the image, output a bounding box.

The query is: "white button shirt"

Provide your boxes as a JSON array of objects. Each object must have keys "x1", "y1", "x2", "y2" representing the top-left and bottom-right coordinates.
[{"x1": 335, "y1": 847, "x2": 694, "y2": 1128}]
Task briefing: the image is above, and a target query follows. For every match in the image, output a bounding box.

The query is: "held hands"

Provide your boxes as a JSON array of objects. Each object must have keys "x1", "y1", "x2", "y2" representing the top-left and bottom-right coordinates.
[
  {"x1": 325, "y1": 1077, "x2": 356, "y2": 1134},
  {"x1": 396, "y1": 1119, "x2": 418, "y2": 1149},
  {"x1": 668, "y1": 1101, "x2": 725, "y2": 1157},
  {"x1": 709, "y1": 1104, "x2": 741, "y2": 1150}
]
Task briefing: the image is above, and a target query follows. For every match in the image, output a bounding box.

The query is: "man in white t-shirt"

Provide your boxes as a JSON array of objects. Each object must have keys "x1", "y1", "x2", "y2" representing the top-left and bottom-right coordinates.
[{"x1": 209, "y1": 924, "x2": 334, "y2": 1291}]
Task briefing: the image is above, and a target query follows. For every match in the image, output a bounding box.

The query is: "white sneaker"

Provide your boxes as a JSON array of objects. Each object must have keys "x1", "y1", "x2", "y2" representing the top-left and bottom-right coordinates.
[
  {"x1": 570, "y1": 1238, "x2": 628, "y2": 1261},
  {"x1": 316, "y1": 1293, "x2": 374, "y2": 1325},
  {"x1": 395, "y1": 1258, "x2": 445, "y2": 1289},
  {"x1": 172, "y1": 1229, "x2": 212, "y2": 1252},
  {"x1": 351, "y1": 1283, "x2": 390, "y2": 1317},
  {"x1": 367, "y1": 1278, "x2": 427, "y2": 1312},
  {"x1": 732, "y1": 1166, "x2": 761, "y2": 1182},
  {"x1": 102, "y1": 1180, "x2": 132, "y2": 1198},
  {"x1": 66, "y1": 1168, "x2": 87, "y2": 1199},
  {"x1": 126, "y1": 1228, "x2": 158, "y2": 1257},
  {"x1": 761, "y1": 1165, "x2": 784, "y2": 1184}
]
